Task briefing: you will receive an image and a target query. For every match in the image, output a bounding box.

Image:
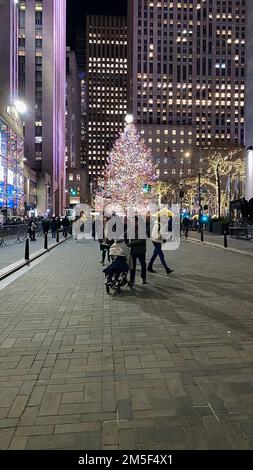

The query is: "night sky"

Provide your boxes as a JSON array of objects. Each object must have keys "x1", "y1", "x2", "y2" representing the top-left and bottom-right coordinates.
[{"x1": 67, "y1": 0, "x2": 127, "y2": 49}]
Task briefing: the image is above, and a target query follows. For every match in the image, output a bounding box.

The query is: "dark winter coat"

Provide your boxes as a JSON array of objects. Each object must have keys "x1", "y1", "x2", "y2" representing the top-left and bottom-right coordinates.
[{"x1": 128, "y1": 239, "x2": 146, "y2": 256}]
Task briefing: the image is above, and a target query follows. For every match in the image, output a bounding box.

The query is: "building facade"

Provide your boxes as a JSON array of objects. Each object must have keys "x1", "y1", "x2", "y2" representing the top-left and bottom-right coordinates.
[
  {"x1": 79, "y1": 72, "x2": 88, "y2": 169},
  {"x1": 75, "y1": 29, "x2": 88, "y2": 169},
  {"x1": 66, "y1": 50, "x2": 81, "y2": 171},
  {"x1": 86, "y1": 15, "x2": 128, "y2": 180},
  {"x1": 128, "y1": 0, "x2": 246, "y2": 181},
  {"x1": 18, "y1": 0, "x2": 66, "y2": 215},
  {"x1": 65, "y1": 49, "x2": 89, "y2": 206},
  {"x1": 246, "y1": 0, "x2": 253, "y2": 201},
  {"x1": 0, "y1": 0, "x2": 24, "y2": 217}
]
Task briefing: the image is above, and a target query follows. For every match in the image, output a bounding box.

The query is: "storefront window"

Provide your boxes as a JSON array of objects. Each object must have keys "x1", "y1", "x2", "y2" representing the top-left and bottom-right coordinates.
[{"x1": 0, "y1": 118, "x2": 24, "y2": 213}]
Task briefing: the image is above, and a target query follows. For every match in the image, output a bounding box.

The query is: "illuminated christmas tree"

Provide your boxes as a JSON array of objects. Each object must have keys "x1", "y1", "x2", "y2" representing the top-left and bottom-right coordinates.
[{"x1": 97, "y1": 115, "x2": 157, "y2": 209}]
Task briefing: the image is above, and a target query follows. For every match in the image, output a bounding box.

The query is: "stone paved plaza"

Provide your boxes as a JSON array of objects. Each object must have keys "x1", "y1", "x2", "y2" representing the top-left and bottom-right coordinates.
[
  {"x1": 0, "y1": 238, "x2": 253, "y2": 450},
  {"x1": 0, "y1": 236, "x2": 59, "y2": 272}
]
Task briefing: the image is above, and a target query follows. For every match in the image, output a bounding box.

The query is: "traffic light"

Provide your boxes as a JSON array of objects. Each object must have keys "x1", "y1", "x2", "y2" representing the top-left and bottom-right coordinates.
[
  {"x1": 143, "y1": 184, "x2": 152, "y2": 193},
  {"x1": 201, "y1": 214, "x2": 209, "y2": 223},
  {"x1": 179, "y1": 190, "x2": 184, "y2": 199},
  {"x1": 70, "y1": 187, "x2": 78, "y2": 197}
]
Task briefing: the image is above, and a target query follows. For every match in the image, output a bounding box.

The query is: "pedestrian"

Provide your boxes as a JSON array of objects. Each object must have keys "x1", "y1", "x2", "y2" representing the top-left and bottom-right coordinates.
[
  {"x1": 57, "y1": 216, "x2": 62, "y2": 231},
  {"x1": 148, "y1": 218, "x2": 174, "y2": 275},
  {"x1": 62, "y1": 216, "x2": 70, "y2": 238},
  {"x1": 182, "y1": 215, "x2": 190, "y2": 239},
  {"x1": 42, "y1": 217, "x2": 50, "y2": 235},
  {"x1": 99, "y1": 217, "x2": 113, "y2": 266},
  {"x1": 50, "y1": 217, "x2": 58, "y2": 238},
  {"x1": 128, "y1": 216, "x2": 147, "y2": 286},
  {"x1": 29, "y1": 218, "x2": 37, "y2": 241}
]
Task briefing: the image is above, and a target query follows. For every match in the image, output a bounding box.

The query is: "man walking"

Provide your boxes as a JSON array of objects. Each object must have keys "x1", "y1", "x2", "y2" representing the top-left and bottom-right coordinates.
[
  {"x1": 62, "y1": 216, "x2": 70, "y2": 238},
  {"x1": 50, "y1": 217, "x2": 58, "y2": 238},
  {"x1": 128, "y1": 217, "x2": 147, "y2": 286}
]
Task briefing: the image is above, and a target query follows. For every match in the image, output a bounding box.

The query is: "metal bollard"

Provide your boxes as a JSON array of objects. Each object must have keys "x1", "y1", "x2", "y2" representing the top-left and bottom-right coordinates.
[
  {"x1": 224, "y1": 230, "x2": 228, "y2": 248},
  {"x1": 44, "y1": 232, "x2": 48, "y2": 250},
  {"x1": 201, "y1": 230, "x2": 204, "y2": 242},
  {"x1": 56, "y1": 230, "x2": 60, "y2": 243},
  {"x1": 25, "y1": 238, "x2": 30, "y2": 261}
]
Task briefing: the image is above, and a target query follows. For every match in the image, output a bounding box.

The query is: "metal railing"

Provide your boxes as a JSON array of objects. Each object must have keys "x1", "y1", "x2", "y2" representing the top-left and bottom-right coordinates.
[{"x1": 0, "y1": 223, "x2": 43, "y2": 247}]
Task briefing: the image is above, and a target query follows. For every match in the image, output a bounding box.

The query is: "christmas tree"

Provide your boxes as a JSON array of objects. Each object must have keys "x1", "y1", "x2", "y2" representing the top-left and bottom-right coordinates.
[{"x1": 97, "y1": 116, "x2": 157, "y2": 209}]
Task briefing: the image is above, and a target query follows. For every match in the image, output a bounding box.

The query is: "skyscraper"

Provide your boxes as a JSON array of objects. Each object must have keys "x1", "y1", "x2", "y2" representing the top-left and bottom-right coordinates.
[
  {"x1": 0, "y1": 0, "x2": 24, "y2": 217},
  {"x1": 65, "y1": 49, "x2": 89, "y2": 206},
  {"x1": 86, "y1": 15, "x2": 128, "y2": 180},
  {"x1": 18, "y1": 0, "x2": 66, "y2": 215},
  {"x1": 245, "y1": 0, "x2": 253, "y2": 201},
  {"x1": 128, "y1": 0, "x2": 246, "y2": 181},
  {"x1": 75, "y1": 29, "x2": 88, "y2": 169},
  {"x1": 66, "y1": 50, "x2": 81, "y2": 171}
]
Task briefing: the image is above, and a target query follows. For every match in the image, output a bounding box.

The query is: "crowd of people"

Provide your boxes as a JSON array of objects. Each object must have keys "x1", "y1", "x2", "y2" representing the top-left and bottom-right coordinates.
[
  {"x1": 98, "y1": 214, "x2": 174, "y2": 290},
  {"x1": 27, "y1": 216, "x2": 71, "y2": 241}
]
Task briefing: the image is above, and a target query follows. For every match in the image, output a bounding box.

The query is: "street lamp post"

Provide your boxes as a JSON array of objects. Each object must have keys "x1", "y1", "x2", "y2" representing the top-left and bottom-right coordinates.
[
  {"x1": 46, "y1": 185, "x2": 68, "y2": 215},
  {"x1": 216, "y1": 163, "x2": 221, "y2": 219},
  {"x1": 198, "y1": 172, "x2": 202, "y2": 233}
]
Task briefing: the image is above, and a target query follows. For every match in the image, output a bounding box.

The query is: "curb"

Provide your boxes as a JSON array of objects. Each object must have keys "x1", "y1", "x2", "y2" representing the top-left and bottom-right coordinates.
[
  {"x1": 187, "y1": 237, "x2": 253, "y2": 258},
  {"x1": 0, "y1": 236, "x2": 72, "y2": 281}
]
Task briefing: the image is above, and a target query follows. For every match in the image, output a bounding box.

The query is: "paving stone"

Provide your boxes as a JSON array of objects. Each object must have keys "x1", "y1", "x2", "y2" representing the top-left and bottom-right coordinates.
[
  {"x1": 184, "y1": 423, "x2": 213, "y2": 450},
  {"x1": 0, "y1": 428, "x2": 15, "y2": 449},
  {"x1": 102, "y1": 422, "x2": 119, "y2": 446},
  {"x1": 239, "y1": 421, "x2": 253, "y2": 437},
  {"x1": 131, "y1": 389, "x2": 151, "y2": 410},
  {"x1": 102, "y1": 390, "x2": 116, "y2": 412},
  {"x1": 202, "y1": 415, "x2": 225, "y2": 437},
  {"x1": 84, "y1": 383, "x2": 102, "y2": 403},
  {"x1": 9, "y1": 436, "x2": 28, "y2": 450},
  {"x1": 224, "y1": 423, "x2": 250, "y2": 450},
  {"x1": 59, "y1": 402, "x2": 101, "y2": 415},
  {"x1": 125, "y1": 356, "x2": 141, "y2": 369},
  {"x1": 119, "y1": 429, "x2": 137, "y2": 449},
  {"x1": 0, "y1": 418, "x2": 19, "y2": 429},
  {"x1": 15, "y1": 425, "x2": 54, "y2": 437},
  {"x1": 26, "y1": 433, "x2": 76, "y2": 450},
  {"x1": 0, "y1": 388, "x2": 20, "y2": 408},
  {"x1": 0, "y1": 409, "x2": 9, "y2": 419},
  {"x1": 76, "y1": 431, "x2": 101, "y2": 450},
  {"x1": 61, "y1": 392, "x2": 84, "y2": 404},
  {"x1": 117, "y1": 400, "x2": 133, "y2": 421},
  {"x1": 39, "y1": 393, "x2": 62, "y2": 416},
  {"x1": 29, "y1": 386, "x2": 46, "y2": 406},
  {"x1": 166, "y1": 379, "x2": 186, "y2": 398},
  {"x1": 19, "y1": 381, "x2": 36, "y2": 395},
  {"x1": 9, "y1": 395, "x2": 29, "y2": 418},
  {"x1": 55, "y1": 422, "x2": 101, "y2": 434},
  {"x1": 206, "y1": 437, "x2": 233, "y2": 450},
  {"x1": 207, "y1": 395, "x2": 229, "y2": 415}
]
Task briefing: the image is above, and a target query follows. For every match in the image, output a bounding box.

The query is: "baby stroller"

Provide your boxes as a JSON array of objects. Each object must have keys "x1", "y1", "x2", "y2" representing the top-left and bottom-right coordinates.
[{"x1": 103, "y1": 239, "x2": 132, "y2": 294}]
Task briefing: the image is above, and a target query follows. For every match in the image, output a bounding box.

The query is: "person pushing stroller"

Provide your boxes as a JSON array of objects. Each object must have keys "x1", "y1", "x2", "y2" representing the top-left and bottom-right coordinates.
[{"x1": 103, "y1": 237, "x2": 131, "y2": 294}]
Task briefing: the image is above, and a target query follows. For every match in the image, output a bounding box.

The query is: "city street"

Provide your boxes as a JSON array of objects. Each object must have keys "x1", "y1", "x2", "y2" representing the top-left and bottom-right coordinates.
[{"x1": 0, "y1": 239, "x2": 253, "y2": 450}]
